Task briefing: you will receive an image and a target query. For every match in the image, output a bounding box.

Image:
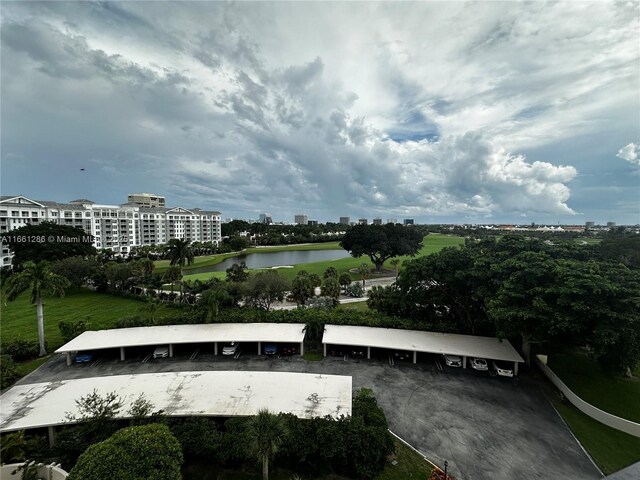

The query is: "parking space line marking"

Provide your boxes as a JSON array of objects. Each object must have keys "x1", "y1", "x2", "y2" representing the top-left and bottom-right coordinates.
[
  {"x1": 142, "y1": 354, "x2": 151, "y2": 363},
  {"x1": 190, "y1": 348, "x2": 200, "y2": 360},
  {"x1": 90, "y1": 358, "x2": 102, "y2": 368}
]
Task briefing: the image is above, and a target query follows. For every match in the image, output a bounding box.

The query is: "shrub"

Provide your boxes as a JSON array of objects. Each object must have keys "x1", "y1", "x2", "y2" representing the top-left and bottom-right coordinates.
[
  {"x1": 345, "y1": 283, "x2": 364, "y2": 298},
  {"x1": 1, "y1": 355, "x2": 18, "y2": 389},
  {"x1": 1, "y1": 340, "x2": 41, "y2": 361},
  {"x1": 67, "y1": 424, "x2": 183, "y2": 480},
  {"x1": 58, "y1": 318, "x2": 91, "y2": 343}
]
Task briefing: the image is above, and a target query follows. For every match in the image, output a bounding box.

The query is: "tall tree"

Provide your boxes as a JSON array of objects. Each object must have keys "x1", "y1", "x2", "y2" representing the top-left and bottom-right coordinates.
[
  {"x1": 162, "y1": 266, "x2": 182, "y2": 298},
  {"x1": 340, "y1": 224, "x2": 424, "y2": 271},
  {"x1": 246, "y1": 409, "x2": 286, "y2": 480},
  {"x1": 2, "y1": 221, "x2": 95, "y2": 266},
  {"x1": 243, "y1": 271, "x2": 289, "y2": 311},
  {"x1": 291, "y1": 272, "x2": 315, "y2": 306},
  {"x1": 165, "y1": 238, "x2": 194, "y2": 301},
  {"x1": 5, "y1": 261, "x2": 70, "y2": 355}
]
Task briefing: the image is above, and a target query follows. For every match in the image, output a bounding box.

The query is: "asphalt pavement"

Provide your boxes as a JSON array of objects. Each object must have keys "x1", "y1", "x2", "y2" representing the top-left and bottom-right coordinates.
[{"x1": 19, "y1": 350, "x2": 602, "y2": 480}]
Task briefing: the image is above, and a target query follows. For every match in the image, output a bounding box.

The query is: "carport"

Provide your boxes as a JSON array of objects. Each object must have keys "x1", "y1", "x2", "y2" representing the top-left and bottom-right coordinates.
[
  {"x1": 55, "y1": 323, "x2": 306, "y2": 365},
  {"x1": 0, "y1": 371, "x2": 352, "y2": 446},
  {"x1": 322, "y1": 325, "x2": 523, "y2": 374}
]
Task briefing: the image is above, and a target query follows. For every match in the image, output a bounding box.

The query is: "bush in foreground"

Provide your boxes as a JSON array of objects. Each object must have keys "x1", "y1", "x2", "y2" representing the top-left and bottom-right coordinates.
[{"x1": 67, "y1": 424, "x2": 183, "y2": 480}]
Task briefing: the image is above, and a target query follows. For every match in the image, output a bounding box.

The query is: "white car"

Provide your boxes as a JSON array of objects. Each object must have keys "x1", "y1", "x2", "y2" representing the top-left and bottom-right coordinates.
[
  {"x1": 222, "y1": 342, "x2": 239, "y2": 356},
  {"x1": 153, "y1": 346, "x2": 169, "y2": 358},
  {"x1": 492, "y1": 360, "x2": 514, "y2": 377},
  {"x1": 443, "y1": 354, "x2": 462, "y2": 367},
  {"x1": 470, "y1": 358, "x2": 488, "y2": 371}
]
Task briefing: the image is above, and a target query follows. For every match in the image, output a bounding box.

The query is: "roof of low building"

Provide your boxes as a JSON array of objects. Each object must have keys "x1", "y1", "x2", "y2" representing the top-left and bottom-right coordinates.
[
  {"x1": 322, "y1": 324, "x2": 524, "y2": 363},
  {"x1": 55, "y1": 323, "x2": 306, "y2": 353},
  {"x1": 0, "y1": 371, "x2": 352, "y2": 432}
]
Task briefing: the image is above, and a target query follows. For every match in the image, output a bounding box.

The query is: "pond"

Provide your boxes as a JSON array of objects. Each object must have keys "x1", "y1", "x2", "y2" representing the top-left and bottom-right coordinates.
[{"x1": 188, "y1": 249, "x2": 351, "y2": 274}]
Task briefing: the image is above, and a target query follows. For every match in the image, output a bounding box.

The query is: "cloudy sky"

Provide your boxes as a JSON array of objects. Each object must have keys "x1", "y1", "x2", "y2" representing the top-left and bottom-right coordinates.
[{"x1": 1, "y1": 1, "x2": 638, "y2": 224}]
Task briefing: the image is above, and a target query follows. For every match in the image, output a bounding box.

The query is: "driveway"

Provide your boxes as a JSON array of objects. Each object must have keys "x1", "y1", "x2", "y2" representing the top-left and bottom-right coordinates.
[{"x1": 20, "y1": 351, "x2": 601, "y2": 480}]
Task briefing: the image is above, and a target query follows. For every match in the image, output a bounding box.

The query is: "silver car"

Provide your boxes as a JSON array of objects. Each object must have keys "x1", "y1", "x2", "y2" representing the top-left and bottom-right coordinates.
[
  {"x1": 222, "y1": 342, "x2": 239, "y2": 356},
  {"x1": 153, "y1": 346, "x2": 169, "y2": 358},
  {"x1": 492, "y1": 360, "x2": 514, "y2": 377},
  {"x1": 470, "y1": 357, "x2": 488, "y2": 371},
  {"x1": 443, "y1": 354, "x2": 462, "y2": 367}
]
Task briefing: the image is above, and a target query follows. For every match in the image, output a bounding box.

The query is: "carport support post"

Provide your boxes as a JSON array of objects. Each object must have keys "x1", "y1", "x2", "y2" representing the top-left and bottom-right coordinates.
[
  {"x1": 258, "y1": 341, "x2": 261, "y2": 355},
  {"x1": 169, "y1": 344, "x2": 174, "y2": 358},
  {"x1": 214, "y1": 342, "x2": 218, "y2": 356},
  {"x1": 48, "y1": 426, "x2": 56, "y2": 447},
  {"x1": 514, "y1": 362, "x2": 519, "y2": 376},
  {"x1": 66, "y1": 353, "x2": 72, "y2": 366},
  {"x1": 462, "y1": 355, "x2": 467, "y2": 368},
  {"x1": 300, "y1": 342, "x2": 304, "y2": 356},
  {"x1": 367, "y1": 347, "x2": 370, "y2": 360},
  {"x1": 323, "y1": 343, "x2": 326, "y2": 357},
  {"x1": 413, "y1": 351, "x2": 417, "y2": 364},
  {"x1": 120, "y1": 347, "x2": 125, "y2": 361}
]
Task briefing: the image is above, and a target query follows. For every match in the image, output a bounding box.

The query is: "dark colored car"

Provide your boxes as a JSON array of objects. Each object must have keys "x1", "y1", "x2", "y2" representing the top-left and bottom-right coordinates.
[
  {"x1": 282, "y1": 346, "x2": 297, "y2": 355},
  {"x1": 75, "y1": 353, "x2": 93, "y2": 363},
  {"x1": 394, "y1": 351, "x2": 411, "y2": 361},
  {"x1": 329, "y1": 348, "x2": 344, "y2": 356},
  {"x1": 264, "y1": 343, "x2": 278, "y2": 355},
  {"x1": 351, "y1": 349, "x2": 365, "y2": 358}
]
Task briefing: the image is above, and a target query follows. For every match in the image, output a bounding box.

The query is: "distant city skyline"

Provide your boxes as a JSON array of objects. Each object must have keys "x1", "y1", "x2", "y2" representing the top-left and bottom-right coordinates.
[{"x1": 1, "y1": 2, "x2": 638, "y2": 225}]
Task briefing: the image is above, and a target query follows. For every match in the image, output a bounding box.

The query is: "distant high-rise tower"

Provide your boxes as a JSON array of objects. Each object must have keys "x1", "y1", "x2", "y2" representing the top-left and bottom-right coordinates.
[
  {"x1": 127, "y1": 193, "x2": 165, "y2": 208},
  {"x1": 294, "y1": 214, "x2": 308, "y2": 225},
  {"x1": 358, "y1": 218, "x2": 368, "y2": 225},
  {"x1": 404, "y1": 219, "x2": 414, "y2": 225},
  {"x1": 585, "y1": 221, "x2": 595, "y2": 228},
  {"x1": 372, "y1": 218, "x2": 382, "y2": 225},
  {"x1": 339, "y1": 216, "x2": 350, "y2": 225},
  {"x1": 606, "y1": 221, "x2": 616, "y2": 227},
  {"x1": 259, "y1": 213, "x2": 272, "y2": 224}
]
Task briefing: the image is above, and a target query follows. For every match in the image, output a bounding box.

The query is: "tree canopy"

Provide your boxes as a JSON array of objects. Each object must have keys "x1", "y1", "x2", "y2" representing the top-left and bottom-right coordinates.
[
  {"x1": 67, "y1": 424, "x2": 183, "y2": 480},
  {"x1": 340, "y1": 224, "x2": 424, "y2": 271},
  {"x1": 2, "y1": 222, "x2": 95, "y2": 266}
]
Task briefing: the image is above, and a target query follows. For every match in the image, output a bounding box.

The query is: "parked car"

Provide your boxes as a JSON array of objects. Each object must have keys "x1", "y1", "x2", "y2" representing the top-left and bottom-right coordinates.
[
  {"x1": 282, "y1": 346, "x2": 297, "y2": 355},
  {"x1": 153, "y1": 346, "x2": 169, "y2": 358},
  {"x1": 492, "y1": 360, "x2": 514, "y2": 377},
  {"x1": 75, "y1": 353, "x2": 93, "y2": 364},
  {"x1": 443, "y1": 354, "x2": 462, "y2": 367},
  {"x1": 470, "y1": 357, "x2": 488, "y2": 371},
  {"x1": 394, "y1": 351, "x2": 411, "y2": 361},
  {"x1": 329, "y1": 348, "x2": 344, "y2": 356},
  {"x1": 351, "y1": 348, "x2": 365, "y2": 358},
  {"x1": 222, "y1": 342, "x2": 239, "y2": 356},
  {"x1": 264, "y1": 343, "x2": 278, "y2": 355}
]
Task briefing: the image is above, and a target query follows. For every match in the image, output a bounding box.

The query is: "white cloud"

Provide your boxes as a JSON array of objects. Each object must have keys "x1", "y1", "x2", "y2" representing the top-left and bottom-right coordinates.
[
  {"x1": 616, "y1": 143, "x2": 639, "y2": 166},
  {"x1": 1, "y1": 1, "x2": 637, "y2": 222}
]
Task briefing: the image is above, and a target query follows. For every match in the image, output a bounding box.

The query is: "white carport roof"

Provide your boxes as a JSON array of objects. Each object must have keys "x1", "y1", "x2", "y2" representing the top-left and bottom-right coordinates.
[
  {"x1": 0, "y1": 371, "x2": 352, "y2": 432},
  {"x1": 55, "y1": 323, "x2": 305, "y2": 353},
  {"x1": 323, "y1": 325, "x2": 523, "y2": 363}
]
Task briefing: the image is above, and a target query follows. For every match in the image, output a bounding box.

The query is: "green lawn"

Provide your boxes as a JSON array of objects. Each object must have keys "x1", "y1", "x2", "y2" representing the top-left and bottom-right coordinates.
[
  {"x1": 336, "y1": 301, "x2": 370, "y2": 312},
  {"x1": 0, "y1": 288, "x2": 167, "y2": 349},
  {"x1": 547, "y1": 350, "x2": 640, "y2": 474},
  {"x1": 182, "y1": 234, "x2": 464, "y2": 283},
  {"x1": 548, "y1": 351, "x2": 640, "y2": 422},
  {"x1": 551, "y1": 398, "x2": 640, "y2": 474},
  {"x1": 377, "y1": 436, "x2": 435, "y2": 480}
]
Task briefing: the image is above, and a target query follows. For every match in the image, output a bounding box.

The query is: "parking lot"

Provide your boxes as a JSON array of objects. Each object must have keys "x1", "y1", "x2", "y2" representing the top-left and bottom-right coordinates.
[{"x1": 20, "y1": 348, "x2": 601, "y2": 480}]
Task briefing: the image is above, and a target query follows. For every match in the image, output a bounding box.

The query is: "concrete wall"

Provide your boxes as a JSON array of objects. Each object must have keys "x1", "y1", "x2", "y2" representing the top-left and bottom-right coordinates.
[
  {"x1": 0, "y1": 463, "x2": 68, "y2": 480},
  {"x1": 536, "y1": 354, "x2": 640, "y2": 438}
]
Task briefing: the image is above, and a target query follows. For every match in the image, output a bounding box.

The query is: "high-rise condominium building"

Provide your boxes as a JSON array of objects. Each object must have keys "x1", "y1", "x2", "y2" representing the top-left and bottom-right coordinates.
[
  {"x1": 127, "y1": 193, "x2": 166, "y2": 208},
  {"x1": 404, "y1": 219, "x2": 414, "y2": 225},
  {"x1": 0, "y1": 195, "x2": 221, "y2": 267},
  {"x1": 339, "y1": 216, "x2": 350, "y2": 225},
  {"x1": 372, "y1": 218, "x2": 382, "y2": 225},
  {"x1": 294, "y1": 214, "x2": 308, "y2": 225}
]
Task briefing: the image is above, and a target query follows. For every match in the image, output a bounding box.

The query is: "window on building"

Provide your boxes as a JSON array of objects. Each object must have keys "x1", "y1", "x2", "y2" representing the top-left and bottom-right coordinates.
[
  {"x1": 22, "y1": 211, "x2": 29, "y2": 217},
  {"x1": 11, "y1": 211, "x2": 19, "y2": 216}
]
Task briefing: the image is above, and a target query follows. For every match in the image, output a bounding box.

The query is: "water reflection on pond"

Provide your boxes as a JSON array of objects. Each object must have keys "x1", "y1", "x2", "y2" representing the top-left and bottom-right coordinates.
[{"x1": 188, "y1": 249, "x2": 350, "y2": 274}]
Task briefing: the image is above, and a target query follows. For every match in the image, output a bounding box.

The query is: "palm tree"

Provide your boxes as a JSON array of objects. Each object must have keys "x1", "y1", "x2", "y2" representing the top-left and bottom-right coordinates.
[
  {"x1": 6, "y1": 261, "x2": 70, "y2": 356},
  {"x1": 199, "y1": 287, "x2": 231, "y2": 322},
  {"x1": 358, "y1": 263, "x2": 369, "y2": 288},
  {"x1": 246, "y1": 409, "x2": 286, "y2": 480},
  {"x1": 162, "y1": 266, "x2": 182, "y2": 301},
  {"x1": 165, "y1": 238, "x2": 194, "y2": 301}
]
